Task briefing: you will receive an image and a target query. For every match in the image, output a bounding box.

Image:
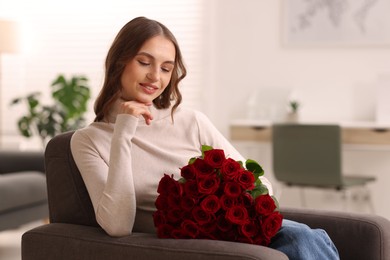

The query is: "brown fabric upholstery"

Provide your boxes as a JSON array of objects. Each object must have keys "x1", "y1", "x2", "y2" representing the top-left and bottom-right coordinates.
[
  {"x1": 22, "y1": 131, "x2": 390, "y2": 260},
  {"x1": 22, "y1": 223, "x2": 287, "y2": 260},
  {"x1": 45, "y1": 131, "x2": 98, "y2": 227},
  {"x1": 284, "y1": 208, "x2": 390, "y2": 260}
]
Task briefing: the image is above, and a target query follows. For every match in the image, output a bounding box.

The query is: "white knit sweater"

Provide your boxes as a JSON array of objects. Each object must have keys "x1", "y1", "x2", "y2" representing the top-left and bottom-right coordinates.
[{"x1": 70, "y1": 101, "x2": 272, "y2": 236}]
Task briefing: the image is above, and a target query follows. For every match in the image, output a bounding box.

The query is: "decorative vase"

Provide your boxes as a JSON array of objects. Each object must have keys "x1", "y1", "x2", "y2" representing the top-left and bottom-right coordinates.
[{"x1": 285, "y1": 112, "x2": 299, "y2": 123}]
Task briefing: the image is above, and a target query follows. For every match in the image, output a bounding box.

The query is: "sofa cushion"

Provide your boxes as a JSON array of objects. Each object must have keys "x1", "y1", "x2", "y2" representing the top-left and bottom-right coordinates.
[{"x1": 0, "y1": 171, "x2": 47, "y2": 214}]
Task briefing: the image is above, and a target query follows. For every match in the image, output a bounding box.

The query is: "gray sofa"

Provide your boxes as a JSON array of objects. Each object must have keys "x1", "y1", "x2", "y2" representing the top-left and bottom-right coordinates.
[
  {"x1": 22, "y1": 131, "x2": 390, "y2": 260},
  {"x1": 0, "y1": 150, "x2": 48, "y2": 231}
]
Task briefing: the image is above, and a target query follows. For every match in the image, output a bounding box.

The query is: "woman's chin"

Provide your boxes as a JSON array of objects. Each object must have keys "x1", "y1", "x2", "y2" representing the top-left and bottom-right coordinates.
[{"x1": 136, "y1": 97, "x2": 154, "y2": 105}]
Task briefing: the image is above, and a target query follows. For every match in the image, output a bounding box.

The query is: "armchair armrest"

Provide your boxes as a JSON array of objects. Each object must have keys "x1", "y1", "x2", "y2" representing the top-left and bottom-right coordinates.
[
  {"x1": 281, "y1": 207, "x2": 390, "y2": 260},
  {"x1": 22, "y1": 208, "x2": 390, "y2": 260},
  {"x1": 22, "y1": 223, "x2": 288, "y2": 260}
]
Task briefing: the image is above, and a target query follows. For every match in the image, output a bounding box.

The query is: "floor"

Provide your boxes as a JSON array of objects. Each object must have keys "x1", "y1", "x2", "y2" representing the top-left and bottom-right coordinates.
[{"x1": 0, "y1": 221, "x2": 44, "y2": 260}]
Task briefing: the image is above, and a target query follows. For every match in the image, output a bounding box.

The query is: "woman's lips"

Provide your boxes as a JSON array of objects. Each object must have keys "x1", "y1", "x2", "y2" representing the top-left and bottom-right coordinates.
[{"x1": 140, "y1": 83, "x2": 158, "y2": 95}]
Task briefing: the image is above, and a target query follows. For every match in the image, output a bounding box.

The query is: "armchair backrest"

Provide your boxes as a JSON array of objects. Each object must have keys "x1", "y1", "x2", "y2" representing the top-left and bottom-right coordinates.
[{"x1": 45, "y1": 131, "x2": 98, "y2": 227}]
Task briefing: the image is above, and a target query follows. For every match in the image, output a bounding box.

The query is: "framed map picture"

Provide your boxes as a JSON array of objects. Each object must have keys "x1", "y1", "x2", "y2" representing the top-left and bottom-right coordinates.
[{"x1": 281, "y1": 0, "x2": 390, "y2": 46}]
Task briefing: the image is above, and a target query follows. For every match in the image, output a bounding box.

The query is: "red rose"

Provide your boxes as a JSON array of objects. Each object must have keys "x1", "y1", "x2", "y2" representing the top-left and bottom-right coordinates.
[
  {"x1": 181, "y1": 219, "x2": 199, "y2": 238},
  {"x1": 240, "y1": 221, "x2": 258, "y2": 238},
  {"x1": 192, "y1": 206, "x2": 215, "y2": 225},
  {"x1": 236, "y1": 170, "x2": 255, "y2": 190},
  {"x1": 204, "y1": 149, "x2": 226, "y2": 168},
  {"x1": 240, "y1": 192, "x2": 254, "y2": 208},
  {"x1": 222, "y1": 229, "x2": 238, "y2": 241},
  {"x1": 220, "y1": 158, "x2": 241, "y2": 180},
  {"x1": 224, "y1": 181, "x2": 243, "y2": 198},
  {"x1": 180, "y1": 164, "x2": 197, "y2": 180},
  {"x1": 199, "y1": 219, "x2": 218, "y2": 236},
  {"x1": 261, "y1": 211, "x2": 283, "y2": 245},
  {"x1": 198, "y1": 175, "x2": 220, "y2": 195},
  {"x1": 167, "y1": 194, "x2": 181, "y2": 209},
  {"x1": 157, "y1": 174, "x2": 181, "y2": 196},
  {"x1": 220, "y1": 194, "x2": 235, "y2": 210},
  {"x1": 153, "y1": 210, "x2": 166, "y2": 227},
  {"x1": 255, "y1": 194, "x2": 276, "y2": 216},
  {"x1": 200, "y1": 194, "x2": 221, "y2": 214},
  {"x1": 225, "y1": 205, "x2": 249, "y2": 225},
  {"x1": 180, "y1": 195, "x2": 197, "y2": 212},
  {"x1": 156, "y1": 223, "x2": 174, "y2": 238},
  {"x1": 254, "y1": 234, "x2": 270, "y2": 247},
  {"x1": 166, "y1": 208, "x2": 183, "y2": 224},
  {"x1": 216, "y1": 214, "x2": 233, "y2": 232},
  {"x1": 193, "y1": 158, "x2": 214, "y2": 177},
  {"x1": 154, "y1": 145, "x2": 282, "y2": 246},
  {"x1": 171, "y1": 229, "x2": 191, "y2": 239},
  {"x1": 183, "y1": 180, "x2": 201, "y2": 198},
  {"x1": 155, "y1": 194, "x2": 169, "y2": 210}
]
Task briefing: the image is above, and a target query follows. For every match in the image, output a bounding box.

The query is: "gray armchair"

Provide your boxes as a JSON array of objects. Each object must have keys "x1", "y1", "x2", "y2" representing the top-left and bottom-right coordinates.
[{"x1": 22, "y1": 131, "x2": 390, "y2": 260}]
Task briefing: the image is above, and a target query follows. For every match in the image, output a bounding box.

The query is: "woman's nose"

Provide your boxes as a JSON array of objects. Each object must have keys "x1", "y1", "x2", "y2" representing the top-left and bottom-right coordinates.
[{"x1": 146, "y1": 68, "x2": 159, "y2": 81}]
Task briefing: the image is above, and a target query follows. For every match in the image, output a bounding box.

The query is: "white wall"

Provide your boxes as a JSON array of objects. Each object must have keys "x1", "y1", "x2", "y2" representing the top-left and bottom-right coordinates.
[
  {"x1": 206, "y1": 0, "x2": 390, "y2": 135},
  {"x1": 204, "y1": 0, "x2": 390, "y2": 220}
]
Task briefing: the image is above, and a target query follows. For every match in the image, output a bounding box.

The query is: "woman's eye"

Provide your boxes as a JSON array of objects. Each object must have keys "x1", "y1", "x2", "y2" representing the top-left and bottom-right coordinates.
[
  {"x1": 161, "y1": 67, "x2": 171, "y2": 73},
  {"x1": 138, "y1": 60, "x2": 150, "y2": 66}
]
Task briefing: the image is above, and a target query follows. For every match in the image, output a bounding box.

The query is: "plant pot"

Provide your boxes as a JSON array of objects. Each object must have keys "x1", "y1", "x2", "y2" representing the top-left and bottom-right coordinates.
[{"x1": 285, "y1": 112, "x2": 299, "y2": 123}]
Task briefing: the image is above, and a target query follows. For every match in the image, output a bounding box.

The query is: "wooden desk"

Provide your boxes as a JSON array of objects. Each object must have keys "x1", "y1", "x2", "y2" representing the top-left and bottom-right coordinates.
[{"x1": 230, "y1": 120, "x2": 390, "y2": 145}]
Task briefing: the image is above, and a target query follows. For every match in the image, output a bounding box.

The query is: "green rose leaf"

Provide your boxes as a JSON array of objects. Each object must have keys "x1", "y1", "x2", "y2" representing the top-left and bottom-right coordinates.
[
  {"x1": 250, "y1": 184, "x2": 269, "y2": 199},
  {"x1": 245, "y1": 159, "x2": 264, "y2": 178},
  {"x1": 272, "y1": 195, "x2": 280, "y2": 210},
  {"x1": 201, "y1": 145, "x2": 213, "y2": 158}
]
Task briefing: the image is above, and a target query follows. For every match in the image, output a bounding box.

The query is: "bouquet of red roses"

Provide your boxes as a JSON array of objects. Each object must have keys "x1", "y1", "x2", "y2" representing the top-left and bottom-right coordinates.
[{"x1": 153, "y1": 145, "x2": 283, "y2": 246}]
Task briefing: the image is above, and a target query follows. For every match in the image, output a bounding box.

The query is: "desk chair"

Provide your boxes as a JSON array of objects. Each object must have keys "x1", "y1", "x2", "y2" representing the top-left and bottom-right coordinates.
[{"x1": 271, "y1": 124, "x2": 375, "y2": 211}]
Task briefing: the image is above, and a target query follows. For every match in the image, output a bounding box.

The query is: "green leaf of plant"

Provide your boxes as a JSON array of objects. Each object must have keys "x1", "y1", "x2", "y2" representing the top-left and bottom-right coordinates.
[
  {"x1": 51, "y1": 74, "x2": 90, "y2": 119},
  {"x1": 188, "y1": 157, "x2": 197, "y2": 164},
  {"x1": 250, "y1": 184, "x2": 269, "y2": 199},
  {"x1": 10, "y1": 74, "x2": 91, "y2": 144},
  {"x1": 17, "y1": 116, "x2": 33, "y2": 137},
  {"x1": 272, "y1": 195, "x2": 280, "y2": 210},
  {"x1": 254, "y1": 178, "x2": 262, "y2": 187},
  {"x1": 245, "y1": 159, "x2": 264, "y2": 177},
  {"x1": 201, "y1": 145, "x2": 213, "y2": 158},
  {"x1": 237, "y1": 160, "x2": 243, "y2": 168}
]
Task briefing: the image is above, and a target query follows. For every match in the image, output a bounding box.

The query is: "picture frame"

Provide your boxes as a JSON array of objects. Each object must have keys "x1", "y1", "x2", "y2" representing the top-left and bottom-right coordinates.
[{"x1": 281, "y1": 0, "x2": 390, "y2": 47}]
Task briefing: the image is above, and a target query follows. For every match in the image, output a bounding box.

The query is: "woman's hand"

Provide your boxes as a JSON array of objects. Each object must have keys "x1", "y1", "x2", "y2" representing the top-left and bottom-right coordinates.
[{"x1": 119, "y1": 100, "x2": 153, "y2": 125}]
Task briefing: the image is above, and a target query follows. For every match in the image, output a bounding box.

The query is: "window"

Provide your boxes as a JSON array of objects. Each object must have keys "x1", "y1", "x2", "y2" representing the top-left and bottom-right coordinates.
[{"x1": 0, "y1": 0, "x2": 206, "y2": 149}]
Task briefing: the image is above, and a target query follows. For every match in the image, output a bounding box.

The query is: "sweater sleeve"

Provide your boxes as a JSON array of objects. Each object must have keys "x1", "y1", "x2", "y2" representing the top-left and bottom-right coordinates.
[
  {"x1": 71, "y1": 114, "x2": 138, "y2": 236},
  {"x1": 194, "y1": 111, "x2": 274, "y2": 195}
]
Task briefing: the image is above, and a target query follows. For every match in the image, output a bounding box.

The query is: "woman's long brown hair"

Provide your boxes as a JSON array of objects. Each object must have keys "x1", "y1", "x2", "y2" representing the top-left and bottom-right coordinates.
[{"x1": 94, "y1": 16, "x2": 187, "y2": 122}]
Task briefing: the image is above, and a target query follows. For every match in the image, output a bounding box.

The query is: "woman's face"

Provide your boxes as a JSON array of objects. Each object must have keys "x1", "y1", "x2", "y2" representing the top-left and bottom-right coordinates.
[{"x1": 120, "y1": 35, "x2": 176, "y2": 104}]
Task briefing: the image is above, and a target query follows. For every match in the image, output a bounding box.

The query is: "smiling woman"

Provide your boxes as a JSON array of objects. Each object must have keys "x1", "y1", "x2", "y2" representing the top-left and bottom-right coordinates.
[
  {"x1": 0, "y1": 0, "x2": 206, "y2": 149},
  {"x1": 120, "y1": 36, "x2": 176, "y2": 106}
]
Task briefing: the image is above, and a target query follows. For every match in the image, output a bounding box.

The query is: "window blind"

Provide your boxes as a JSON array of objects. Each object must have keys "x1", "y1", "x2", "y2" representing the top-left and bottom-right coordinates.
[{"x1": 1, "y1": 0, "x2": 206, "y2": 148}]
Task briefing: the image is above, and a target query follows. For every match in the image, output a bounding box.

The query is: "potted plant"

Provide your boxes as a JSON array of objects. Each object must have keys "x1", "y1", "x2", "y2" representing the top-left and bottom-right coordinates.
[
  {"x1": 285, "y1": 99, "x2": 300, "y2": 123},
  {"x1": 10, "y1": 74, "x2": 91, "y2": 147}
]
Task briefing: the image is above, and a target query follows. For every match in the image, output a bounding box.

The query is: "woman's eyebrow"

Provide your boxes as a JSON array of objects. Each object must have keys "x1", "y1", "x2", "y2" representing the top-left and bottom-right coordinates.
[{"x1": 137, "y1": 52, "x2": 175, "y2": 65}]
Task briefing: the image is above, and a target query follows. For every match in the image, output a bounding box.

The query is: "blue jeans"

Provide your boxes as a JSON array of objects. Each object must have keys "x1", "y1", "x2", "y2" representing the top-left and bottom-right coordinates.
[{"x1": 269, "y1": 219, "x2": 340, "y2": 260}]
